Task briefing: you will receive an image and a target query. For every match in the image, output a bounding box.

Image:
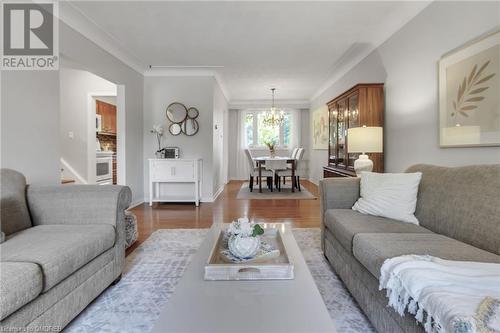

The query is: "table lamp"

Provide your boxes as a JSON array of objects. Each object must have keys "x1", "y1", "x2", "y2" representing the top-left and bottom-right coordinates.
[{"x1": 347, "y1": 125, "x2": 383, "y2": 175}]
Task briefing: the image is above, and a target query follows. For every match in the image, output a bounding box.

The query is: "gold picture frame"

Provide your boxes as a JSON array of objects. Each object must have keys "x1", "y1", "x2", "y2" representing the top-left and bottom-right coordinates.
[{"x1": 439, "y1": 30, "x2": 499, "y2": 147}]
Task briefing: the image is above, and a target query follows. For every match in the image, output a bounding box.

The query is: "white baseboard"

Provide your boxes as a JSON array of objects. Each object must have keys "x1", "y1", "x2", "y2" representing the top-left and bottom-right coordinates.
[
  {"x1": 307, "y1": 178, "x2": 320, "y2": 185},
  {"x1": 229, "y1": 177, "x2": 247, "y2": 181},
  {"x1": 199, "y1": 184, "x2": 225, "y2": 202},
  {"x1": 143, "y1": 197, "x2": 210, "y2": 204},
  {"x1": 212, "y1": 185, "x2": 225, "y2": 202},
  {"x1": 60, "y1": 158, "x2": 87, "y2": 184},
  {"x1": 127, "y1": 200, "x2": 144, "y2": 210}
]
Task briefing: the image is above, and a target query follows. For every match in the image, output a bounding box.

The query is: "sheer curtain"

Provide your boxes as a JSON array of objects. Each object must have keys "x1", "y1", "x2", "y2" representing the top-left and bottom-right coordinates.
[
  {"x1": 233, "y1": 108, "x2": 301, "y2": 180},
  {"x1": 287, "y1": 109, "x2": 301, "y2": 152},
  {"x1": 235, "y1": 109, "x2": 251, "y2": 180}
]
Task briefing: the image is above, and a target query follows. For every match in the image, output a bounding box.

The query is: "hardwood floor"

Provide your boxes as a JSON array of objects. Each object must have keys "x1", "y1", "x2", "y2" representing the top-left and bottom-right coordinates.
[{"x1": 127, "y1": 180, "x2": 320, "y2": 255}]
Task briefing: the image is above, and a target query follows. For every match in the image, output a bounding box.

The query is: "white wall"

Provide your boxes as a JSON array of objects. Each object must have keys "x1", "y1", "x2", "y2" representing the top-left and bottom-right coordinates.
[
  {"x1": 143, "y1": 76, "x2": 216, "y2": 201},
  {"x1": 309, "y1": 1, "x2": 500, "y2": 183},
  {"x1": 59, "y1": 21, "x2": 144, "y2": 203},
  {"x1": 299, "y1": 109, "x2": 311, "y2": 179},
  {"x1": 1, "y1": 71, "x2": 60, "y2": 185},
  {"x1": 213, "y1": 82, "x2": 228, "y2": 196},
  {"x1": 228, "y1": 109, "x2": 239, "y2": 180},
  {"x1": 2, "y1": 20, "x2": 144, "y2": 203},
  {"x1": 60, "y1": 68, "x2": 116, "y2": 183}
]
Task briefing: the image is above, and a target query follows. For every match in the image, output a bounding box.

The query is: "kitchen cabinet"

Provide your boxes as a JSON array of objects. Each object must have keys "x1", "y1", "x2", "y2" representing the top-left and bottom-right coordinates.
[{"x1": 96, "y1": 100, "x2": 116, "y2": 135}]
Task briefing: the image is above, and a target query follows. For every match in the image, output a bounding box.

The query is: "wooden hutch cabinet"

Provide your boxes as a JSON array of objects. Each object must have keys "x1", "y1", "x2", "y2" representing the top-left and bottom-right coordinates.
[{"x1": 323, "y1": 83, "x2": 384, "y2": 178}]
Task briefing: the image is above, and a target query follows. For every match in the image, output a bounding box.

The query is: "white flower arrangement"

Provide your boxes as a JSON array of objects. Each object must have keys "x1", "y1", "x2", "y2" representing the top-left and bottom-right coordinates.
[
  {"x1": 226, "y1": 217, "x2": 264, "y2": 259},
  {"x1": 150, "y1": 124, "x2": 164, "y2": 151},
  {"x1": 227, "y1": 217, "x2": 264, "y2": 238}
]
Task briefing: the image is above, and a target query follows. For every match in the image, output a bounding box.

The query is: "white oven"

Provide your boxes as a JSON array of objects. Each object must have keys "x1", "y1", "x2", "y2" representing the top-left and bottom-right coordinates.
[{"x1": 96, "y1": 156, "x2": 113, "y2": 183}]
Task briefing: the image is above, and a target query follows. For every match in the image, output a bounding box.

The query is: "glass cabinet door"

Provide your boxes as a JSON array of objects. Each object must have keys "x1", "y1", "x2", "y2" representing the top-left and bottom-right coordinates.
[
  {"x1": 337, "y1": 99, "x2": 347, "y2": 167},
  {"x1": 347, "y1": 93, "x2": 360, "y2": 169},
  {"x1": 328, "y1": 105, "x2": 338, "y2": 165}
]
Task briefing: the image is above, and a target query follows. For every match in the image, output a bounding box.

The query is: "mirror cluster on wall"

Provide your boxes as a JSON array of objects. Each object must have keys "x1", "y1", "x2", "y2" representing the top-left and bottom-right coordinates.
[{"x1": 166, "y1": 102, "x2": 200, "y2": 136}]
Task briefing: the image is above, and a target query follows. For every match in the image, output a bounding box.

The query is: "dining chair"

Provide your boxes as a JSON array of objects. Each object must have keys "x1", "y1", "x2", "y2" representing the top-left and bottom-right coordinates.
[
  {"x1": 283, "y1": 147, "x2": 300, "y2": 184},
  {"x1": 265, "y1": 159, "x2": 288, "y2": 192},
  {"x1": 277, "y1": 148, "x2": 305, "y2": 191},
  {"x1": 245, "y1": 149, "x2": 273, "y2": 192}
]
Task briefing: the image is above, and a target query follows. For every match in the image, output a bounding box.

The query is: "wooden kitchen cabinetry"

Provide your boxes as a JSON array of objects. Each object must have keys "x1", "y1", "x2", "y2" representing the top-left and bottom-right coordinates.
[
  {"x1": 112, "y1": 156, "x2": 117, "y2": 185},
  {"x1": 323, "y1": 83, "x2": 384, "y2": 178},
  {"x1": 96, "y1": 100, "x2": 117, "y2": 135}
]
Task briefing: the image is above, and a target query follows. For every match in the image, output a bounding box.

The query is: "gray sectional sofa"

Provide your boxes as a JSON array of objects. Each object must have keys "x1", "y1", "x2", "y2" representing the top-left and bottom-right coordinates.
[
  {"x1": 0, "y1": 169, "x2": 131, "y2": 331},
  {"x1": 320, "y1": 164, "x2": 500, "y2": 333}
]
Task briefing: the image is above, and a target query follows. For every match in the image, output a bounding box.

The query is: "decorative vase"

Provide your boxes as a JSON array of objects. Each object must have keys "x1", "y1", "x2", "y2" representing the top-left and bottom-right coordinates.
[
  {"x1": 155, "y1": 150, "x2": 164, "y2": 158},
  {"x1": 269, "y1": 149, "x2": 276, "y2": 158},
  {"x1": 228, "y1": 234, "x2": 260, "y2": 259}
]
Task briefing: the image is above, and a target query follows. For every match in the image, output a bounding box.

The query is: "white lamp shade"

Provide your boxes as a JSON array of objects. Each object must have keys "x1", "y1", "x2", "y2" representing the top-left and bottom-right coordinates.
[{"x1": 347, "y1": 126, "x2": 383, "y2": 153}]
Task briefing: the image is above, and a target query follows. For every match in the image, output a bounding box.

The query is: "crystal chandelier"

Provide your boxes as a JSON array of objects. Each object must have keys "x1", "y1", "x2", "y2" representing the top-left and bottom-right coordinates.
[{"x1": 263, "y1": 88, "x2": 285, "y2": 127}]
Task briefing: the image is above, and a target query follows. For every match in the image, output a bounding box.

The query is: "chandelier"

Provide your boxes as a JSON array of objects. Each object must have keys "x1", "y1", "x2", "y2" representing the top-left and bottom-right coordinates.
[{"x1": 262, "y1": 88, "x2": 285, "y2": 127}]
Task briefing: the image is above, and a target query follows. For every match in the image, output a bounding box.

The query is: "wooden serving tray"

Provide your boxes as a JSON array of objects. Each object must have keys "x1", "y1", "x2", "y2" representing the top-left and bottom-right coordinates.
[{"x1": 204, "y1": 227, "x2": 294, "y2": 281}]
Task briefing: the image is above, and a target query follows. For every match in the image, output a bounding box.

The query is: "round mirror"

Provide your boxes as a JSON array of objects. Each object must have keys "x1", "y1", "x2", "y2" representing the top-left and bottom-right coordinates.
[
  {"x1": 169, "y1": 123, "x2": 182, "y2": 136},
  {"x1": 166, "y1": 102, "x2": 187, "y2": 123},
  {"x1": 182, "y1": 119, "x2": 199, "y2": 136},
  {"x1": 187, "y1": 107, "x2": 199, "y2": 119}
]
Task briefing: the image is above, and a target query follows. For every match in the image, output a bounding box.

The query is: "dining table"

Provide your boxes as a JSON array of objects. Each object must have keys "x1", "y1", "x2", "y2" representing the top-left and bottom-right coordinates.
[{"x1": 253, "y1": 156, "x2": 296, "y2": 193}]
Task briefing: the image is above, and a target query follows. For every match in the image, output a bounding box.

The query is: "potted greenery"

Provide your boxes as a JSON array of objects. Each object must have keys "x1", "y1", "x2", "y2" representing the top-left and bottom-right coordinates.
[
  {"x1": 264, "y1": 140, "x2": 277, "y2": 158},
  {"x1": 226, "y1": 218, "x2": 264, "y2": 259}
]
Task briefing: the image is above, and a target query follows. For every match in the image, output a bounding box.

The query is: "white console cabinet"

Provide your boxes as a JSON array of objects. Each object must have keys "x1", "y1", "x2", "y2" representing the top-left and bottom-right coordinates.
[{"x1": 148, "y1": 159, "x2": 202, "y2": 206}]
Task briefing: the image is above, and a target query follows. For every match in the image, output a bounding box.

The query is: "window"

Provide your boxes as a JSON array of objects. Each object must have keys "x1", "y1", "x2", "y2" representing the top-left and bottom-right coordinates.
[
  {"x1": 245, "y1": 113, "x2": 254, "y2": 146},
  {"x1": 245, "y1": 110, "x2": 292, "y2": 147},
  {"x1": 257, "y1": 113, "x2": 279, "y2": 145}
]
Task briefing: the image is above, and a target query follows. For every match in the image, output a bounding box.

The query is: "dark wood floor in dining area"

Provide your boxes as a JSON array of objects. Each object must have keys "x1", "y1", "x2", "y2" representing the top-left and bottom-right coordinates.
[{"x1": 127, "y1": 180, "x2": 320, "y2": 255}]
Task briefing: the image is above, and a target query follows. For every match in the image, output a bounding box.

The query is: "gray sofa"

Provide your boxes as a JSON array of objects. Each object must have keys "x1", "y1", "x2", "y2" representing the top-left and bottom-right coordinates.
[
  {"x1": 0, "y1": 169, "x2": 131, "y2": 331},
  {"x1": 320, "y1": 164, "x2": 500, "y2": 333}
]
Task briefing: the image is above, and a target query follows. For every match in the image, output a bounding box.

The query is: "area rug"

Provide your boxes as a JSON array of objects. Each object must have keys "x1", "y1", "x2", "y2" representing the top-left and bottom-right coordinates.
[
  {"x1": 65, "y1": 228, "x2": 375, "y2": 333},
  {"x1": 236, "y1": 182, "x2": 316, "y2": 200}
]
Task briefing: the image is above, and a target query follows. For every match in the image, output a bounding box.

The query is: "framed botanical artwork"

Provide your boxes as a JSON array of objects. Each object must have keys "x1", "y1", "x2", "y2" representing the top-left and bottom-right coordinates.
[
  {"x1": 439, "y1": 30, "x2": 499, "y2": 147},
  {"x1": 312, "y1": 105, "x2": 329, "y2": 150}
]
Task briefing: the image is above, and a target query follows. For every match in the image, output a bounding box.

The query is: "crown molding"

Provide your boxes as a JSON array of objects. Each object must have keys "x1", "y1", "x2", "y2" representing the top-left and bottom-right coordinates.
[
  {"x1": 143, "y1": 68, "x2": 217, "y2": 77},
  {"x1": 309, "y1": 1, "x2": 432, "y2": 102},
  {"x1": 214, "y1": 72, "x2": 231, "y2": 103},
  {"x1": 59, "y1": 1, "x2": 431, "y2": 105},
  {"x1": 59, "y1": 2, "x2": 146, "y2": 74},
  {"x1": 144, "y1": 68, "x2": 231, "y2": 102},
  {"x1": 229, "y1": 99, "x2": 310, "y2": 110},
  {"x1": 309, "y1": 47, "x2": 375, "y2": 101}
]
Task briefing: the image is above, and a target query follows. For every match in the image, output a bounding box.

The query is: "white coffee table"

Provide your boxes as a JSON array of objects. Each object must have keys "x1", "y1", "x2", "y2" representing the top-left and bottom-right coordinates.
[{"x1": 152, "y1": 223, "x2": 336, "y2": 333}]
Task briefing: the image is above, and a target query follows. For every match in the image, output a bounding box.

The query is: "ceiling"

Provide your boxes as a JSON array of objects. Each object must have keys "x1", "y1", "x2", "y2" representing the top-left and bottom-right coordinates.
[{"x1": 66, "y1": 1, "x2": 430, "y2": 102}]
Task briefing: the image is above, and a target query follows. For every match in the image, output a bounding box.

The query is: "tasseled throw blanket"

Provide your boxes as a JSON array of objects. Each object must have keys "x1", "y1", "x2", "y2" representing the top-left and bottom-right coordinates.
[{"x1": 379, "y1": 255, "x2": 500, "y2": 333}]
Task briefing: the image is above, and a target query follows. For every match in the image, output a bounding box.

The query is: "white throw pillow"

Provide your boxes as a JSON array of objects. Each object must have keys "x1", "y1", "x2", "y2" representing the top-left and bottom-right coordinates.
[{"x1": 352, "y1": 171, "x2": 422, "y2": 225}]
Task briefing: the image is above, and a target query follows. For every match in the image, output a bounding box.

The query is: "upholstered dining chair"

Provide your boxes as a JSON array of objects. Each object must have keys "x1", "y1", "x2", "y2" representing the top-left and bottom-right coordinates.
[
  {"x1": 244, "y1": 149, "x2": 273, "y2": 192},
  {"x1": 276, "y1": 148, "x2": 305, "y2": 191}
]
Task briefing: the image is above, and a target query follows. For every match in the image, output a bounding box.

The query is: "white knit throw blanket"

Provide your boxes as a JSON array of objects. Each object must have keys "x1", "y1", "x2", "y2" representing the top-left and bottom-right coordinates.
[{"x1": 379, "y1": 255, "x2": 500, "y2": 333}]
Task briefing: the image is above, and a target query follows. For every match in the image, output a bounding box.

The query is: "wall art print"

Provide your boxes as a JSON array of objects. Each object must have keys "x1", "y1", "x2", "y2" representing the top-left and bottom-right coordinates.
[
  {"x1": 439, "y1": 30, "x2": 499, "y2": 147},
  {"x1": 312, "y1": 105, "x2": 329, "y2": 150}
]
